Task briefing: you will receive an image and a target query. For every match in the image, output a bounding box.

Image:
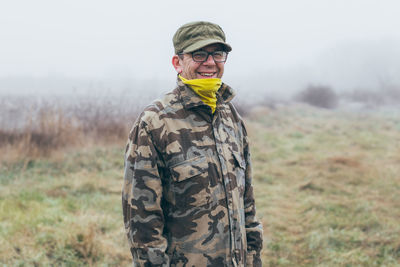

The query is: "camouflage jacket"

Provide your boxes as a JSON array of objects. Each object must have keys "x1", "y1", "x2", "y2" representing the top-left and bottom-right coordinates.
[{"x1": 122, "y1": 78, "x2": 263, "y2": 266}]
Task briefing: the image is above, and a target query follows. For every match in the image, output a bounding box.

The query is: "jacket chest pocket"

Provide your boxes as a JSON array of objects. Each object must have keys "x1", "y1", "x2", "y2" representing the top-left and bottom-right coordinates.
[
  {"x1": 232, "y1": 151, "x2": 246, "y2": 195},
  {"x1": 169, "y1": 156, "x2": 211, "y2": 209}
]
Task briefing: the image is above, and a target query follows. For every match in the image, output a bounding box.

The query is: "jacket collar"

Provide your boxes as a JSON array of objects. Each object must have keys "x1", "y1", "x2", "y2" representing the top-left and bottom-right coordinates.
[{"x1": 176, "y1": 76, "x2": 235, "y2": 110}]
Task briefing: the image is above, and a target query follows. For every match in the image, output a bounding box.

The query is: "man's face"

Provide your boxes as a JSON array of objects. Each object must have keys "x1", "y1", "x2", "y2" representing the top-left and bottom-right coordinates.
[{"x1": 172, "y1": 44, "x2": 226, "y2": 80}]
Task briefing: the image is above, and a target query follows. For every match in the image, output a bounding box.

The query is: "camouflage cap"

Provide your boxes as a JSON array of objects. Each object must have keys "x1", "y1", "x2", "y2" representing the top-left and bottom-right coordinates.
[{"x1": 173, "y1": 21, "x2": 232, "y2": 54}]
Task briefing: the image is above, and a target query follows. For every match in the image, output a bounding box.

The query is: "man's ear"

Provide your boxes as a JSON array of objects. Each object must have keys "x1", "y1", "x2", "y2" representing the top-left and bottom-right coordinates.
[{"x1": 172, "y1": 55, "x2": 183, "y2": 74}]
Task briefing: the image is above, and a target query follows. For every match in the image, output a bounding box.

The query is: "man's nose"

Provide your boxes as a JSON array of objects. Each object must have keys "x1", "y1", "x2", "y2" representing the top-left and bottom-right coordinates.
[{"x1": 203, "y1": 54, "x2": 216, "y2": 65}]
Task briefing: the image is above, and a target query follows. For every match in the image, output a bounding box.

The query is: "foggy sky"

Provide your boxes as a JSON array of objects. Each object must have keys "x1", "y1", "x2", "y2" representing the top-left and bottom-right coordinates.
[{"x1": 1, "y1": 0, "x2": 400, "y2": 96}]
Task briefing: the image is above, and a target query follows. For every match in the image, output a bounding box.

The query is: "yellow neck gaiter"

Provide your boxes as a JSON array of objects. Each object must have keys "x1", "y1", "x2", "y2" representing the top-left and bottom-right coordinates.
[{"x1": 179, "y1": 75, "x2": 222, "y2": 113}]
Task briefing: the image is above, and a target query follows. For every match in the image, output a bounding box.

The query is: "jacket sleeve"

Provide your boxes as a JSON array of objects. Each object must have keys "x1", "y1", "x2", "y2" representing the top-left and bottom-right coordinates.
[
  {"x1": 243, "y1": 123, "x2": 263, "y2": 267},
  {"x1": 122, "y1": 120, "x2": 169, "y2": 266}
]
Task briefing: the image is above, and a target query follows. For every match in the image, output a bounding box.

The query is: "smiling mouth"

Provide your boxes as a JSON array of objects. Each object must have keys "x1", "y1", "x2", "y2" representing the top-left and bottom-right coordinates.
[{"x1": 198, "y1": 72, "x2": 216, "y2": 78}]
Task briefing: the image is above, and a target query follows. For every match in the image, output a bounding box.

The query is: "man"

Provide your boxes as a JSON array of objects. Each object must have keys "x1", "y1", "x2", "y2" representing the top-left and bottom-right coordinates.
[{"x1": 122, "y1": 21, "x2": 263, "y2": 266}]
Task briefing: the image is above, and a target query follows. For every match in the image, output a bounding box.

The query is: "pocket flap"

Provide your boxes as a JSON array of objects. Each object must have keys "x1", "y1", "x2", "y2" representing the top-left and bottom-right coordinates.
[
  {"x1": 170, "y1": 156, "x2": 208, "y2": 182},
  {"x1": 232, "y1": 151, "x2": 246, "y2": 169}
]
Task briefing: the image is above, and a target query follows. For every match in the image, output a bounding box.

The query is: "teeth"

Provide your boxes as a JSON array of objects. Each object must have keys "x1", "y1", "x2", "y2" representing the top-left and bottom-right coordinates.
[{"x1": 200, "y1": 73, "x2": 214, "y2": 76}]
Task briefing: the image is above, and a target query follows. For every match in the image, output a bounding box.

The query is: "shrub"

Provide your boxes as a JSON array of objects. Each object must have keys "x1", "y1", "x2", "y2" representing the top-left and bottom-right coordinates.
[
  {"x1": 383, "y1": 86, "x2": 400, "y2": 102},
  {"x1": 344, "y1": 85, "x2": 400, "y2": 106},
  {"x1": 346, "y1": 89, "x2": 385, "y2": 106},
  {"x1": 295, "y1": 85, "x2": 338, "y2": 109}
]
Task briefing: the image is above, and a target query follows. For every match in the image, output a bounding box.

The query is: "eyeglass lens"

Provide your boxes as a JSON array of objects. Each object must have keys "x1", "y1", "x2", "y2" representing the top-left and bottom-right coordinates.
[{"x1": 192, "y1": 51, "x2": 227, "y2": 62}]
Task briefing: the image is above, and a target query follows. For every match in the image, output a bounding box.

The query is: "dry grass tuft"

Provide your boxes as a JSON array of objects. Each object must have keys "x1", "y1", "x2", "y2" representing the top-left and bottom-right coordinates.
[
  {"x1": 298, "y1": 181, "x2": 324, "y2": 192},
  {"x1": 328, "y1": 156, "x2": 361, "y2": 168},
  {"x1": 66, "y1": 223, "x2": 99, "y2": 266}
]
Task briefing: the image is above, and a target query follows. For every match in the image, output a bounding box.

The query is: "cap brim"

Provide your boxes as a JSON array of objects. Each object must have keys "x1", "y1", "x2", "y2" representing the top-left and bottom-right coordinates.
[{"x1": 182, "y1": 39, "x2": 232, "y2": 53}]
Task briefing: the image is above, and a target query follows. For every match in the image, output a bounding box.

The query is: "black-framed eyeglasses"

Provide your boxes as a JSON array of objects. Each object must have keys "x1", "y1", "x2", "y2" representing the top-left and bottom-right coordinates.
[{"x1": 180, "y1": 50, "x2": 228, "y2": 63}]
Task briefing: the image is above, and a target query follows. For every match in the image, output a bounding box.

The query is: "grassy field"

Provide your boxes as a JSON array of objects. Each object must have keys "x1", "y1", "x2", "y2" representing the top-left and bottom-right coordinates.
[
  {"x1": 249, "y1": 105, "x2": 400, "y2": 266},
  {"x1": 1, "y1": 104, "x2": 400, "y2": 266}
]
